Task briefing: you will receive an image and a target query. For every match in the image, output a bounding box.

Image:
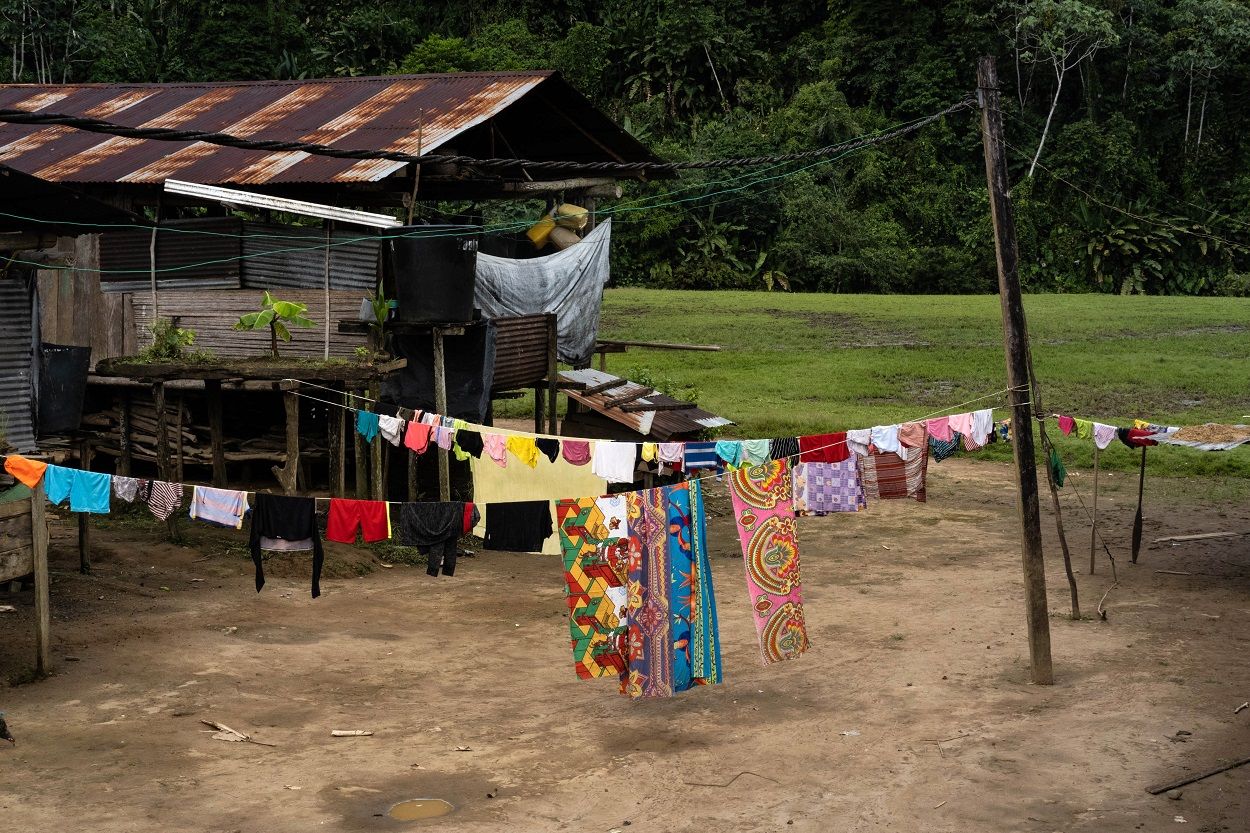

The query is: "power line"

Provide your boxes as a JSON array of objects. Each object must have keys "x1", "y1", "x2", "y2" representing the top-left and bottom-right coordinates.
[{"x1": 0, "y1": 97, "x2": 975, "y2": 175}]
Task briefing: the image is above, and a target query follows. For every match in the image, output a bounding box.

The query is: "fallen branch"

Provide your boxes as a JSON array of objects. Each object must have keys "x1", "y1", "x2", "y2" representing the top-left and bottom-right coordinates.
[
  {"x1": 683, "y1": 771, "x2": 779, "y2": 788},
  {"x1": 1153, "y1": 531, "x2": 1248, "y2": 544},
  {"x1": 200, "y1": 719, "x2": 277, "y2": 747},
  {"x1": 1146, "y1": 754, "x2": 1250, "y2": 795},
  {"x1": 331, "y1": 729, "x2": 374, "y2": 737},
  {"x1": 1096, "y1": 583, "x2": 1119, "y2": 621}
]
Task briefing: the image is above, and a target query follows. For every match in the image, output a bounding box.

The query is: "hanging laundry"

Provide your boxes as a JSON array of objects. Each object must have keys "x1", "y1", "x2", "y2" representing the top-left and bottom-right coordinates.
[
  {"x1": 681, "y1": 441, "x2": 720, "y2": 472},
  {"x1": 326, "y1": 498, "x2": 391, "y2": 544},
  {"x1": 794, "y1": 458, "x2": 866, "y2": 515},
  {"x1": 947, "y1": 412, "x2": 975, "y2": 440},
  {"x1": 715, "y1": 440, "x2": 744, "y2": 469},
  {"x1": 355, "y1": 411, "x2": 381, "y2": 442},
  {"x1": 1048, "y1": 448, "x2": 1067, "y2": 487},
  {"x1": 970, "y1": 409, "x2": 995, "y2": 446},
  {"x1": 249, "y1": 493, "x2": 324, "y2": 598},
  {"x1": 1117, "y1": 427, "x2": 1158, "y2": 449},
  {"x1": 483, "y1": 500, "x2": 554, "y2": 552},
  {"x1": 846, "y1": 428, "x2": 872, "y2": 457},
  {"x1": 657, "y1": 442, "x2": 684, "y2": 465},
  {"x1": 925, "y1": 417, "x2": 953, "y2": 443},
  {"x1": 455, "y1": 429, "x2": 484, "y2": 459},
  {"x1": 799, "y1": 432, "x2": 850, "y2": 464},
  {"x1": 434, "y1": 426, "x2": 455, "y2": 451},
  {"x1": 742, "y1": 438, "x2": 771, "y2": 465},
  {"x1": 869, "y1": 425, "x2": 901, "y2": 455},
  {"x1": 483, "y1": 433, "x2": 508, "y2": 468},
  {"x1": 403, "y1": 420, "x2": 432, "y2": 454},
  {"x1": 928, "y1": 431, "x2": 963, "y2": 463},
  {"x1": 686, "y1": 480, "x2": 722, "y2": 686},
  {"x1": 398, "y1": 501, "x2": 478, "y2": 577},
  {"x1": 727, "y1": 460, "x2": 809, "y2": 665},
  {"x1": 561, "y1": 440, "x2": 592, "y2": 466},
  {"x1": 142, "y1": 480, "x2": 183, "y2": 521},
  {"x1": 506, "y1": 435, "x2": 540, "y2": 468},
  {"x1": 591, "y1": 441, "x2": 638, "y2": 484},
  {"x1": 4, "y1": 454, "x2": 47, "y2": 489},
  {"x1": 189, "y1": 486, "x2": 249, "y2": 529},
  {"x1": 378, "y1": 414, "x2": 405, "y2": 446},
  {"x1": 768, "y1": 437, "x2": 799, "y2": 462},
  {"x1": 43, "y1": 465, "x2": 111, "y2": 514},
  {"x1": 898, "y1": 421, "x2": 927, "y2": 449},
  {"x1": 111, "y1": 476, "x2": 140, "y2": 503},
  {"x1": 1058, "y1": 415, "x2": 1075, "y2": 436},
  {"x1": 556, "y1": 494, "x2": 630, "y2": 680},
  {"x1": 535, "y1": 437, "x2": 560, "y2": 463},
  {"x1": 641, "y1": 442, "x2": 657, "y2": 462},
  {"x1": 1093, "y1": 422, "x2": 1117, "y2": 450},
  {"x1": 1073, "y1": 418, "x2": 1094, "y2": 440},
  {"x1": 859, "y1": 442, "x2": 928, "y2": 502}
]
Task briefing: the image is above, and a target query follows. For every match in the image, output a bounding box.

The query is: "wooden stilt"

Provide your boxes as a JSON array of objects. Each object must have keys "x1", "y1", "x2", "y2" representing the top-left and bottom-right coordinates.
[
  {"x1": 546, "y1": 313, "x2": 559, "y2": 434},
  {"x1": 206, "y1": 379, "x2": 226, "y2": 487},
  {"x1": 270, "y1": 383, "x2": 300, "y2": 495},
  {"x1": 118, "y1": 390, "x2": 132, "y2": 477},
  {"x1": 433, "y1": 327, "x2": 453, "y2": 502},
  {"x1": 173, "y1": 393, "x2": 185, "y2": 484},
  {"x1": 78, "y1": 441, "x2": 93, "y2": 574},
  {"x1": 370, "y1": 386, "x2": 384, "y2": 502},
  {"x1": 533, "y1": 384, "x2": 545, "y2": 434},
  {"x1": 31, "y1": 482, "x2": 50, "y2": 676},
  {"x1": 328, "y1": 385, "x2": 346, "y2": 497},
  {"x1": 153, "y1": 381, "x2": 178, "y2": 540},
  {"x1": 353, "y1": 390, "x2": 367, "y2": 499}
]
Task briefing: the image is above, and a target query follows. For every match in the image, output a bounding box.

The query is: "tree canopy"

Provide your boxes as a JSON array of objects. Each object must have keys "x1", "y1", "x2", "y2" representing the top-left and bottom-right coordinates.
[{"x1": 5, "y1": 0, "x2": 1250, "y2": 295}]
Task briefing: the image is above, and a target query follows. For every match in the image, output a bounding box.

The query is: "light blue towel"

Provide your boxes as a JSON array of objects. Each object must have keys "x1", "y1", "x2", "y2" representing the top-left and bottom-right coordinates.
[
  {"x1": 714, "y1": 440, "x2": 744, "y2": 468},
  {"x1": 43, "y1": 465, "x2": 111, "y2": 514}
]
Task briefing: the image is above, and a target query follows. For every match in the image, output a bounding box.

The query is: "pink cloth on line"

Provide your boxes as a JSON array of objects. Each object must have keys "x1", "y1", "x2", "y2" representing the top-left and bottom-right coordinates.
[
  {"x1": 483, "y1": 433, "x2": 508, "y2": 467},
  {"x1": 925, "y1": 417, "x2": 953, "y2": 442},
  {"x1": 726, "y1": 459, "x2": 809, "y2": 666},
  {"x1": 435, "y1": 426, "x2": 455, "y2": 450},
  {"x1": 898, "y1": 421, "x2": 927, "y2": 448},
  {"x1": 947, "y1": 412, "x2": 975, "y2": 437},
  {"x1": 1058, "y1": 415, "x2": 1075, "y2": 436},
  {"x1": 403, "y1": 421, "x2": 432, "y2": 454},
  {"x1": 561, "y1": 440, "x2": 591, "y2": 466}
]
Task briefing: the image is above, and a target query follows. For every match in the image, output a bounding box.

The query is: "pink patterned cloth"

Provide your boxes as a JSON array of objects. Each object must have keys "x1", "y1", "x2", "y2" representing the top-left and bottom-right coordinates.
[
  {"x1": 727, "y1": 460, "x2": 809, "y2": 665},
  {"x1": 925, "y1": 417, "x2": 953, "y2": 442}
]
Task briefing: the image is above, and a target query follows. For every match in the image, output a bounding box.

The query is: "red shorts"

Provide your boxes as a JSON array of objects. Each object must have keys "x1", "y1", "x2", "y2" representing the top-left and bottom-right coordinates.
[{"x1": 326, "y1": 498, "x2": 390, "y2": 544}]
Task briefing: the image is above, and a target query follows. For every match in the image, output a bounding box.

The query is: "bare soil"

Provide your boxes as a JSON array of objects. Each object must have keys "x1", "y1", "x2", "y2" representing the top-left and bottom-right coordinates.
[{"x1": 1, "y1": 458, "x2": 1248, "y2": 833}]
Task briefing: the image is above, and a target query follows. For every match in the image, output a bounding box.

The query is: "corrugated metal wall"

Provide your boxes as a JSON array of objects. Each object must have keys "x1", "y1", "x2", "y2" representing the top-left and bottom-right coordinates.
[
  {"x1": 491, "y1": 314, "x2": 553, "y2": 392},
  {"x1": 0, "y1": 274, "x2": 37, "y2": 453},
  {"x1": 98, "y1": 219, "x2": 381, "y2": 294},
  {"x1": 240, "y1": 223, "x2": 380, "y2": 292}
]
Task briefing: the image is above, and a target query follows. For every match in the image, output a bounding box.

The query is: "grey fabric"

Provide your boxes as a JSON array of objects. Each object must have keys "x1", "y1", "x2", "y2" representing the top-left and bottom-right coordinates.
[{"x1": 473, "y1": 218, "x2": 612, "y2": 366}]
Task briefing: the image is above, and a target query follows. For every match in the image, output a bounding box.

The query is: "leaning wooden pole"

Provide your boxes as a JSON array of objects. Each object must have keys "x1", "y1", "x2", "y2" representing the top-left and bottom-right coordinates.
[
  {"x1": 1089, "y1": 446, "x2": 1100, "y2": 574},
  {"x1": 1131, "y1": 446, "x2": 1147, "y2": 563},
  {"x1": 977, "y1": 55, "x2": 1054, "y2": 685}
]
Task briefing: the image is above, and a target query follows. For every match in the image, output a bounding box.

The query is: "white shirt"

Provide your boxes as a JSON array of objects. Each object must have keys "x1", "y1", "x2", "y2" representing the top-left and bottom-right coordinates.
[{"x1": 591, "y1": 442, "x2": 638, "y2": 484}]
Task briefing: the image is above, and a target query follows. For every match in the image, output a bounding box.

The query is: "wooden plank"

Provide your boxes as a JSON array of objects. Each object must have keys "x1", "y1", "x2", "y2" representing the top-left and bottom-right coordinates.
[
  {"x1": 604, "y1": 388, "x2": 655, "y2": 409},
  {"x1": 0, "y1": 547, "x2": 34, "y2": 585},
  {"x1": 581, "y1": 378, "x2": 629, "y2": 396},
  {"x1": 0, "y1": 501, "x2": 33, "y2": 522},
  {"x1": 620, "y1": 401, "x2": 695, "y2": 413},
  {"x1": 31, "y1": 483, "x2": 50, "y2": 675}
]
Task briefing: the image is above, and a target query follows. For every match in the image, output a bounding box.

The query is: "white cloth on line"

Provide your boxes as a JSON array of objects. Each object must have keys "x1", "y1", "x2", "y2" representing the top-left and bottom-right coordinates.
[
  {"x1": 869, "y1": 424, "x2": 900, "y2": 454},
  {"x1": 378, "y1": 414, "x2": 405, "y2": 446},
  {"x1": 591, "y1": 441, "x2": 638, "y2": 484}
]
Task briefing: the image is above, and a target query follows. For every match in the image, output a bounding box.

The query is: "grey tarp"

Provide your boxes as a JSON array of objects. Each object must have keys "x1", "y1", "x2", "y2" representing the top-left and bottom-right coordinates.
[{"x1": 473, "y1": 218, "x2": 611, "y2": 366}]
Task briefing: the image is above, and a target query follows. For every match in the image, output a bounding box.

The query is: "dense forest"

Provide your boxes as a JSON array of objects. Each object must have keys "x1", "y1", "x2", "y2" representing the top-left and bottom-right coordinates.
[{"x1": 4, "y1": 0, "x2": 1250, "y2": 295}]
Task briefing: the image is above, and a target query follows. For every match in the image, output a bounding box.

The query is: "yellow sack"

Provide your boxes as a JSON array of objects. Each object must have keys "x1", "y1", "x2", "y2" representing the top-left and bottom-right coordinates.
[
  {"x1": 554, "y1": 203, "x2": 589, "y2": 230},
  {"x1": 526, "y1": 214, "x2": 556, "y2": 249}
]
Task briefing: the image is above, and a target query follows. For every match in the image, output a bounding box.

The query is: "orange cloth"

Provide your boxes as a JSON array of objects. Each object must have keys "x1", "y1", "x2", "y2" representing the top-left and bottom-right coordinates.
[{"x1": 4, "y1": 454, "x2": 48, "y2": 488}]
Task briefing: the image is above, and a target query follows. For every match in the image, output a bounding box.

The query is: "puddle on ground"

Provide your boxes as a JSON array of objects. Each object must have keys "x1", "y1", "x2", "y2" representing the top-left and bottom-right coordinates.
[{"x1": 387, "y1": 799, "x2": 454, "y2": 821}]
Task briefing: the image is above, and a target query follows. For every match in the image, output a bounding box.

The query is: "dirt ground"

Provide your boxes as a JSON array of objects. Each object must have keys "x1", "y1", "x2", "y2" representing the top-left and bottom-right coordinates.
[{"x1": 1, "y1": 458, "x2": 1248, "y2": 833}]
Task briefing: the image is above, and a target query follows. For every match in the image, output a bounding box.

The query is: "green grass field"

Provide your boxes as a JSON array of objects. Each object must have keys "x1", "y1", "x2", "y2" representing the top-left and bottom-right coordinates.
[{"x1": 588, "y1": 290, "x2": 1250, "y2": 484}]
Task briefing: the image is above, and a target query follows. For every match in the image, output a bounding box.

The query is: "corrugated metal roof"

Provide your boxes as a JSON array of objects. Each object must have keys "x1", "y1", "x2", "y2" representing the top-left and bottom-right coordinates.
[
  {"x1": 0, "y1": 72, "x2": 658, "y2": 187},
  {"x1": 559, "y1": 368, "x2": 733, "y2": 441},
  {"x1": 0, "y1": 274, "x2": 37, "y2": 453}
]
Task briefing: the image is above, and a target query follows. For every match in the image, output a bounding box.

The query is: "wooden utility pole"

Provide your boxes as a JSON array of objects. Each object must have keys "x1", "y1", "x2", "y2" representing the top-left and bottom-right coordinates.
[{"x1": 977, "y1": 55, "x2": 1054, "y2": 685}]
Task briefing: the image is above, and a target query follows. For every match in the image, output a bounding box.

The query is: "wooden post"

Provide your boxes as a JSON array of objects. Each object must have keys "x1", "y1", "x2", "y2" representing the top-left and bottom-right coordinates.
[
  {"x1": 173, "y1": 393, "x2": 185, "y2": 484},
  {"x1": 153, "y1": 381, "x2": 169, "y2": 479},
  {"x1": 433, "y1": 327, "x2": 451, "y2": 502},
  {"x1": 271, "y1": 383, "x2": 300, "y2": 495},
  {"x1": 1089, "y1": 445, "x2": 1100, "y2": 575},
  {"x1": 323, "y1": 221, "x2": 332, "y2": 361},
  {"x1": 31, "y1": 481, "x2": 50, "y2": 676},
  {"x1": 546, "y1": 313, "x2": 559, "y2": 434},
  {"x1": 1131, "y1": 446, "x2": 1147, "y2": 563},
  {"x1": 352, "y1": 389, "x2": 367, "y2": 498},
  {"x1": 206, "y1": 379, "x2": 226, "y2": 486},
  {"x1": 78, "y1": 440, "x2": 93, "y2": 574},
  {"x1": 533, "y1": 384, "x2": 545, "y2": 434},
  {"x1": 328, "y1": 384, "x2": 346, "y2": 497},
  {"x1": 978, "y1": 55, "x2": 1053, "y2": 685},
  {"x1": 118, "y1": 390, "x2": 132, "y2": 477},
  {"x1": 370, "y1": 384, "x2": 384, "y2": 502}
]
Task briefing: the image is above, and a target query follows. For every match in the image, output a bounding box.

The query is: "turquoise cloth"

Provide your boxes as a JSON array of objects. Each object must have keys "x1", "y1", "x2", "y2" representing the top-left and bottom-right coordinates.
[
  {"x1": 714, "y1": 440, "x2": 743, "y2": 468},
  {"x1": 355, "y1": 410, "x2": 381, "y2": 442},
  {"x1": 43, "y1": 464, "x2": 111, "y2": 514}
]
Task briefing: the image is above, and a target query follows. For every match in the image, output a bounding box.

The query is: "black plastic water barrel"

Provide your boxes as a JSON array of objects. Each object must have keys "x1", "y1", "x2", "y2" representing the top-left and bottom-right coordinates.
[
  {"x1": 389, "y1": 225, "x2": 481, "y2": 323},
  {"x1": 38, "y1": 343, "x2": 91, "y2": 436}
]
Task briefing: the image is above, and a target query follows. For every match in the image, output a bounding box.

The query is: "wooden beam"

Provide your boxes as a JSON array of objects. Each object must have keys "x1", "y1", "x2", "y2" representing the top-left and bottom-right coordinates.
[
  {"x1": 31, "y1": 482, "x2": 50, "y2": 676},
  {"x1": 596, "y1": 340, "x2": 722, "y2": 352},
  {"x1": 604, "y1": 388, "x2": 656, "y2": 409},
  {"x1": 620, "y1": 401, "x2": 695, "y2": 413},
  {"x1": 502, "y1": 178, "x2": 622, "y2": 197},
  {"x1": 978, "y1": 55, "x2": 1053, "y2": 686},
  {"x1": 581, "y1": 378, "x2": 629, "y2": 396}
]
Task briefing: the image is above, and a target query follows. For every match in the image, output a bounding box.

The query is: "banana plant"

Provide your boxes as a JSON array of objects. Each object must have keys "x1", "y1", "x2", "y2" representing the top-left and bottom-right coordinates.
[{"x1": 233, "y1": 291, "x2": 315, "y2": 358}]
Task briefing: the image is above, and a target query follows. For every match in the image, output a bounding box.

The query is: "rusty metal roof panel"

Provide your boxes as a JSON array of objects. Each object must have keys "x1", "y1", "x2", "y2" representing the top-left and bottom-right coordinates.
[
  {"x1": 0, "y1": 73, "x2": 568, "y2": 185},
  {"x1": 491, "y1": 314, "x2": 553, "y2": 392},
  {"x1": 558, "y1": 369, "x2": 733, "y2": 441}
]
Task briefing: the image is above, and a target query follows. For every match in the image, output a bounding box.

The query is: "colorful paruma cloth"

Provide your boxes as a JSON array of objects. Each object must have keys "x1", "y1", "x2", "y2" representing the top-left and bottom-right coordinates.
[
  {"x1": 556, "y1": 495, "x2": 630, "y2": 681},
  {"x1": 622, "y1": 481, "x2": 723, "y2": 699},
  {"x1": 727, "y1": 460, "x2": 810, "y2": 665}
]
